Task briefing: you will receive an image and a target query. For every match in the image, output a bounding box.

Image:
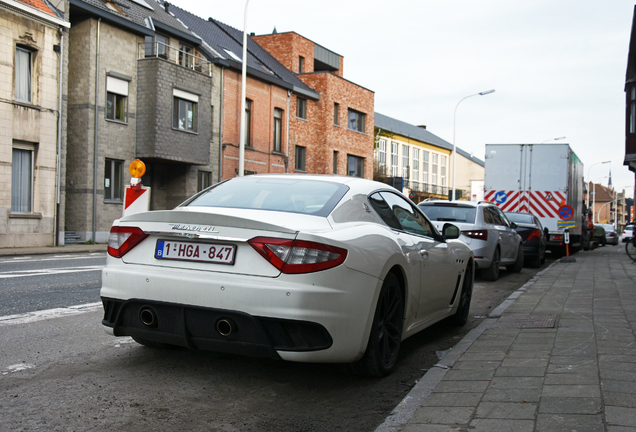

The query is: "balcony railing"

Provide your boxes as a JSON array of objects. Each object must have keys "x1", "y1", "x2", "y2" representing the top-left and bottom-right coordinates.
[
  {"x1": 139, "y1": 42, "x2": 212, "y2": 76},
  {"x1": 405, "y1": 180, "x2": 448, "y2": 196}
]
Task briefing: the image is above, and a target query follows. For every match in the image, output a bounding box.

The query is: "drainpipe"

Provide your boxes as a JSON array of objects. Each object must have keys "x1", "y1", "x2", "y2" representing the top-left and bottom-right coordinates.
[
  {"x1": 55, "y1": 27, "x2": 64, "y2": 246},
  {"x1": 285, "y1": 90, "x2": 290, "y2": 172},
  {"x1": 92, "y1": 18, "x2": 101, "y2": 243},
  {"x1": 218, "y1": 66, "x2": 224, "y2": 182}
]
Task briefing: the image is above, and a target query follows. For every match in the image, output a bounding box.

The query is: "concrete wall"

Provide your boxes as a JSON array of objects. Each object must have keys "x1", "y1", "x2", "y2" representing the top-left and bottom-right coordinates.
[{"x1": 0, "y1": 6, "x2": 66, "y2": 248}]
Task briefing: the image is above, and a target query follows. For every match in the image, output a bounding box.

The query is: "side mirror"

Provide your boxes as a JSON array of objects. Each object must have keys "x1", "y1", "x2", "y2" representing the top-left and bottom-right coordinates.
[
  {"x1": 510, "y1": 221, "x2": 518, "y2": 229},
  {"x1": 544, "y1": 227, "x2": 549, "y2": 237},
  {"x1": 443, "y1": 223, "x2": 461, "y2": 240}
]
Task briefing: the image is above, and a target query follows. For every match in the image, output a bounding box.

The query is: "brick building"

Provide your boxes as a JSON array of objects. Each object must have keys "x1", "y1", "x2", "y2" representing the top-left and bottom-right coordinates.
[
  {"x1": 0, "y1": 0, "x2": 69, "y2": 247},
  {"x1": 65, "y1": 0, "x2": 220, "y2": 243},
  {"x1": 253, "y1": 31, "x2": 374, "y2": 179}
]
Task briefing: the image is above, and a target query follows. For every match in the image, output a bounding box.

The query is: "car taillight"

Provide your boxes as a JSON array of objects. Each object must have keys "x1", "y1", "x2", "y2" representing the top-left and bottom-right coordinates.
[
  {"x1": 461, "y1": 230, "x2": 488, "y2": 241},
  {"x1": 527, "y1": 229, "x2": 541, "y2": 241},
  {"x1": 609, "y1": 232, "x2": 616, "y2": 237},
  {"x1": 107, "y1": 226, "x2": 148, "y2": 258},
  {"x1": 248, "y1": 237, "x2": 348, "y2": 274}
]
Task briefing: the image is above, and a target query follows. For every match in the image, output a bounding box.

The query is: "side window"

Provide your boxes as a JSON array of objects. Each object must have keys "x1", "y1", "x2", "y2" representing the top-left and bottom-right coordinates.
[
  {"x1": 369, "y1": 192, "x2": 434, "y2": 237},
  {"x1": 495, "y1": 208, "x2": 510, "y2": 227},
  {"x1": 483, "y1": 207, "x2": 495, "y2": 225}
]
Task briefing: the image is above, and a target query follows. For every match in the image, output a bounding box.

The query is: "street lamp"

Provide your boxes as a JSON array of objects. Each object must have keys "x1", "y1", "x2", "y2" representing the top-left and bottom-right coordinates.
[
  {"x1": 238, "y1": 0, "x2": 251, "y2": 177},
  {"x1": 452, "y1": 89, "x2": 495, "y2": 201},
  {"x1": 541, "y1": 136, "x2": 566, "y2": 144},
  {"x1": 585, "y1": 161, "x2": 610, "y2": 210}
]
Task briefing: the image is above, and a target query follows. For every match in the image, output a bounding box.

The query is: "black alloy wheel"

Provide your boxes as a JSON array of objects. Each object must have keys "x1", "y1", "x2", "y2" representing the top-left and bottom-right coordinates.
[
  {"x1": 482, "y1": 247, "x2": 501, "y2": 281},
  {"x1": 351, "y1": 272, "x2": 404, "y2": 377},
  {"x1": 450, "y1": 262, "x2": 473, "y2": 326}
]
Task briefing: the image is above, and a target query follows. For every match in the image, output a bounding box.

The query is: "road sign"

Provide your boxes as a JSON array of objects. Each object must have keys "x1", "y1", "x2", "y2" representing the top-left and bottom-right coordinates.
[
  {"x1": 558, "y1": 205, "x2": 574, "y2": 220},
  {"x1": 494, "y1": 191, "x2": 508, "y2": 204}
]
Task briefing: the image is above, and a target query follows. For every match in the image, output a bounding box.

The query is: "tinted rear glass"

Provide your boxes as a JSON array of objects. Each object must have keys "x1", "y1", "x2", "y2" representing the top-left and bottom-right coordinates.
[
  {"x1": 184, "y1": 177, "x2": 349, "y2": 216},
  {"x1": 418, "y1": 204, "x2": 476, "y2": 223},
  {"x1": 505, "y1": 213, "x2": 535, "y2": 224}
]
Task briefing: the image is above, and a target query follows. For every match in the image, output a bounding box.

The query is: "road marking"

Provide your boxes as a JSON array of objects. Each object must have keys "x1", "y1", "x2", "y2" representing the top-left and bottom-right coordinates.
[
  {"x1": 2, "y1": 363, "x2": 36, "y2": 375},
  {"x1": 0, "y1": 302, "x2": 102, "y2": 327},
  {"x1": 0, "y1": 266, "x2": 104, "y2": 279},
  {"x1": 0, "y1": 253, "x2": 105, "y2": 264}
]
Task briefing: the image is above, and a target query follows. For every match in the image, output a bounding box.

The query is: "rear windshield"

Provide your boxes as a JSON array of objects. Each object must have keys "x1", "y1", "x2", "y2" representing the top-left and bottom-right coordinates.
[
  {"x1": 183, "y1": 176, "x2": 349, "y2": 216},
  {"x1": 505, "y1": 213, "x2": 534, "y2": 224},
  {"x1": 418, "y1": 204, "x2": 476, "y2": 223}
]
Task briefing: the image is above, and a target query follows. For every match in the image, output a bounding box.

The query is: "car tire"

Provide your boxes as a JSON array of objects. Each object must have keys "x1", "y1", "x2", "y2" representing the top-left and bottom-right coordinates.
[
  {"x1": 481, "y1": 247, "x2": 500, "y2": 281},
  {"x1": 449, "y1": 262, "x2": 473, "y2": 326},
  {"x1": 350, "y1": 272, "x2": 404, "y2": 377},
  {"x1": 506, "y1": 244, "x2": 524, "y2": 273}
]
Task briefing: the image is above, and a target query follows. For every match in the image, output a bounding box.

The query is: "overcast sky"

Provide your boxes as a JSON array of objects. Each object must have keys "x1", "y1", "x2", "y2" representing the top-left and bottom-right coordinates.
[{"x1": 169, "y1": 0, "x2": 636, "y2": 198}]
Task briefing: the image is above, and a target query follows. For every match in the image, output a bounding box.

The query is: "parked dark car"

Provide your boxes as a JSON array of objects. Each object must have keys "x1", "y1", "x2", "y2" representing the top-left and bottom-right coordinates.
[
  {"x1": 504, "y1": 212, "x2": 547, "y2": 268},
  {"x1": 592, "y1": 225, "x2": 607, "y2": 247}
]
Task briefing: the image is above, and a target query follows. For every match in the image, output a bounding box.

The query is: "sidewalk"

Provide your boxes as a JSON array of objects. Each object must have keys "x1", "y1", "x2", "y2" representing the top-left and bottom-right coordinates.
[
  {"x1": 0, "y1": 243, "x2": 107, "y2": 257},
  {"x1": 377, "y1": 246, "x2": 636, "y2": 432}
]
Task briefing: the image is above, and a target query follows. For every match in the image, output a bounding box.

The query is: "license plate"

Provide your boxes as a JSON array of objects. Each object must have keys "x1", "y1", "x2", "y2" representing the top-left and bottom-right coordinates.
[{"x1": 155, "y1": 240, "x2": 236, "y2": 265}]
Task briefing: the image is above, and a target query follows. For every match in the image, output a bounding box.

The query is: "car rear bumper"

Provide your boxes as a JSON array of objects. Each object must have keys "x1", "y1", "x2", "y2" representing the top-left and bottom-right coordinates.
[{"x1": 101, "y1": 263, "x2": 382, "y2": 363}]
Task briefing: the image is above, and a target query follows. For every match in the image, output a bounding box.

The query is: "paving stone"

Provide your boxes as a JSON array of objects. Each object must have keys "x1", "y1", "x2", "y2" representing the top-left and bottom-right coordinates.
[
  {"x1": 539, "y1": 396, "x2": 601, "y2": 414},
  {"x1": 605, "y1": 406, "x2": 636, "y2": 427},
  {"x1": 482, "y1": 388, "x2": 542, "y2": 403},
  {"x1": 542, "y1": 384, "x2": 601, "y2": 398},
  {"x1": 442, "y1": 369, "x2": 496, "y2": 381},
  {"x1": 409, "y1": 406, "x2": 474, "y2": 424},
  {"x1": 452, "y1": 360, "x2": 500, "y2": 371},
  {"x1": 536, "y1": 413, "x2": 604, "y2": 431},
  {"x1": 543, "y1": 372, "x2": 599, "y2": 385},
  {"x1": 602, "y1": 380, "x2": 636, "y2": 394},
  {"x1": 603, "y1": 392, "x2": 636, "y2": 408},
  {"x1": 475, "y1": 402, "x2": 537, "y2": 419},
  {"x1": 434, "y1": 380, "x2": 490, "y2": 393},
  {"x1": 500, "y1": 358, "x2": 549, "y2": 368},
  {"x1": 489, "y1": 376, "x2": 543, "y2": 389},
  {"x1": 468, "y1": 418, "x2": 535, "y2": 432},
  {"x1": 419, "y1": 392, "x2": 483, "y2": 407},
  {"x1": 494, "y1": 367, "x2": 546, "y2": 377}
]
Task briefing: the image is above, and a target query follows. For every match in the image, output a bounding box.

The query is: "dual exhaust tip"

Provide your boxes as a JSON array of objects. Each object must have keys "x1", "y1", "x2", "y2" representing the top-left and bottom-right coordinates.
[{"x1": 139, "y1": 307, "x2": 237, "y2": 337}]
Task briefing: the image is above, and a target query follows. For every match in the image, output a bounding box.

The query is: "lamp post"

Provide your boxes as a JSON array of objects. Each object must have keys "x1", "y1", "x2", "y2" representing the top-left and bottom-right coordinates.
[
  {"x1": 586, "y1": 161, "x2": 610, "y2": 210},
  {"x1": 541, "y1": 136, "x2": 566, "y2": 144},
  {"x1": 452, "y1": 89, "x2": 495, "y2": 201},
  {"x1": 238, "y1": 0, "x2": 250, "y2": 177}
]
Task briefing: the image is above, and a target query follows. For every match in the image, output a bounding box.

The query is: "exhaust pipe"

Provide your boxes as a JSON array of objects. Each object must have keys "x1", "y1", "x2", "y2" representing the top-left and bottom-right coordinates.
[
  {"x1": 139, "y1": 307, "x2": 158, "y2": 328},
  {"x1": 216, "y1": 318, "x2": 237, "y2": 337}
]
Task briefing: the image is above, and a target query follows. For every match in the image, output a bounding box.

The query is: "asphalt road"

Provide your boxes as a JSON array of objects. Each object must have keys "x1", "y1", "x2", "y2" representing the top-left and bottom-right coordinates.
[{"x1": 0, "y1": 251, "x2": 557, "y2": 431}]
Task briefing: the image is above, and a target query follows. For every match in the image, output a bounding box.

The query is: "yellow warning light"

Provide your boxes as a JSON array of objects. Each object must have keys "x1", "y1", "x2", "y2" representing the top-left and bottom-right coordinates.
[{"x1": 129, "y1": 159, "x2": 146, "y2": 178}]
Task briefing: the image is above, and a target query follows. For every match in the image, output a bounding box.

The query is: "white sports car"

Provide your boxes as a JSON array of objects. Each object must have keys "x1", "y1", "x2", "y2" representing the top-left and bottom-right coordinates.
[{"x1": 101, "y1": 175, "x2": 474, "y2": 376}]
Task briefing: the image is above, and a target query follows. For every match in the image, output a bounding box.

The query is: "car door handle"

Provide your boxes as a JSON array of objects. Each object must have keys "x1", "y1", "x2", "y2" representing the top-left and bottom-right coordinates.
[{"x1": 420, "y1": 250, "x2": 429, "y2": 258}]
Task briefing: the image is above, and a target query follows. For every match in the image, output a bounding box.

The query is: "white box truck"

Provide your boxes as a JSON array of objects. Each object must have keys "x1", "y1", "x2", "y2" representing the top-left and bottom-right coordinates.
[{"x1": 484, "y1": 143, "x2": 590, "y2": 255}]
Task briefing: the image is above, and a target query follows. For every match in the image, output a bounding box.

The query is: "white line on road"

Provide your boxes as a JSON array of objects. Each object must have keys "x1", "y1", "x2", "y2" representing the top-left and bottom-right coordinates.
[
  {"x1": 0, "y1": 266, "x2": 104, "y2": 279},
  {"x1": 0, "y1": 302, "x2": 102, "y2": 327}
]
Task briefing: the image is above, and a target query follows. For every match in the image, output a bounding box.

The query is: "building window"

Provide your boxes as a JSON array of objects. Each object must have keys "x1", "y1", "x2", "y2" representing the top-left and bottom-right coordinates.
[
  {"x1": 11, "y1": 146, "x2": 34, "y2": 213},
  {"x1": 197, "y1": 170, "x2": 212, "y2": 192},
  {"x1": 347, "y1": 155, "x2": 365, "y2": 178},
  {"x1": 631, "y1": 86, "x2": 636, "y2": 134},
  {"x1": 179, "y1": 43, "x2": 194, "y2": 68},
  {"x1": 334, "y1": 103, "x2": 339, "y2": 125},
  {"x1": 244, "y1": 99, "x2": 252, "y2": 146},
  {"x1": 391, "y1": 142, "x2": 399, "y2": 177},
  {"x1": 15, "y1": 47, "x2": 32, "y2": 103},
  {"x1": 295, "y1": 146, "x2": 306, "y2": 171},
  {"x1": 145, "y1": 34, "x2": 168, "y2": 58},
  {"x1": 296, "y1": 97, "x2": 307, "y2": 119},
  {"x1": 422, "y1": 151, "x2": 429, "y2": 184},
  {"x1": 432, "y1": 153, "x2": 438, "y2": 185},
  {"x1": 273, "y1": 108, "x2": 283, "y2": 152},
  {"x1": 347, "y1": 109, "x2": 366, "y2": 133},
  {"x1": 104, "y1": 159, "x2": 123, "y2": 202},
  {"x1": 378, "y1": 139, "x2": 386, "y2": 173},
  {"x1": 402, "y1": 145, "x2": 409, "y2": 179},
  {"x1": 173, "y1": 89, "x2": 199, "y2": 132},
  {"x1": 333, "y1": 151, "x2": 338, "y2": 174},
  {"x1": 440, "y1": 155, "x2": 447, "y2": 187},
  {"x1": 106, "y1": 76, "x2": 129, "y2": 123},
  {"x1": 298, "y1": 56, "x2": 304, "y2": 73},
  {"x1": 412, "y1": 148, "x2": 420, "y2": 184}
]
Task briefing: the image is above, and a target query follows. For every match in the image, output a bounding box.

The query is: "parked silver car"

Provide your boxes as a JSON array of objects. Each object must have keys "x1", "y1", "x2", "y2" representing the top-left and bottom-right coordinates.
[
  {"x1": 418, "y1": 200, "x2": 523, "y2": 281},
  {"x1": 599, "y1": 224, "x2": 619, "y2": 246}
]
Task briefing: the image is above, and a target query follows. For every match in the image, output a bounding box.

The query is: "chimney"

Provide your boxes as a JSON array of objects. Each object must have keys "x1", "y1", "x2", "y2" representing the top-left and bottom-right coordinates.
[
  {"x1": 164, "y1": 1, "x2": 169, "y2": 12},
  {"x1": 417, "y1": 125, "x2": 427, "y2": 130}
]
